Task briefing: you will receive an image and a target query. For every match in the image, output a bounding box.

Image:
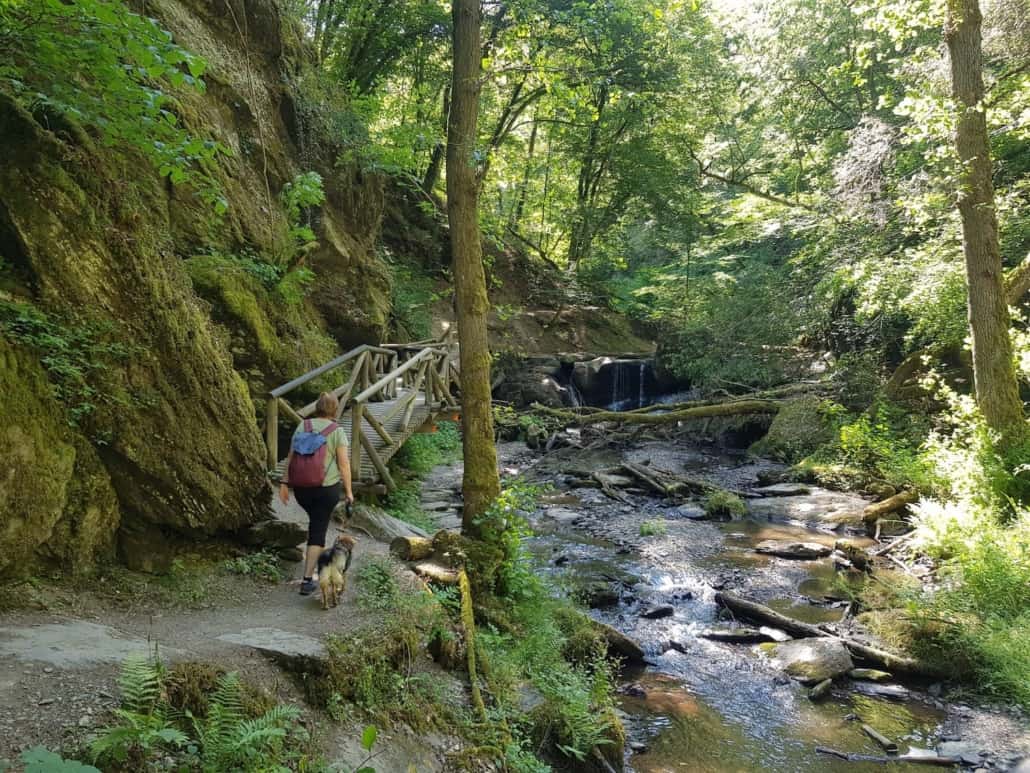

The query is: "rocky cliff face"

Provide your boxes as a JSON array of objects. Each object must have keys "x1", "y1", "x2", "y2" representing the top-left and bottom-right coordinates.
[{"x1": 0, "y1": 0, "x2": 392, "y2": 576}]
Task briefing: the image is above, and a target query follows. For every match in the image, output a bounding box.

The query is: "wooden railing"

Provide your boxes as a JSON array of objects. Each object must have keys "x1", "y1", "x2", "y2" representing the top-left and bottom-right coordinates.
[{"x1": 265, "y1": 332, "x2": 460, "y2": 491}]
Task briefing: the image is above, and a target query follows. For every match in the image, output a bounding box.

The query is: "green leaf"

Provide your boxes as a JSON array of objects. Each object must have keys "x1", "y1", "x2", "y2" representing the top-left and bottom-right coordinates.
[{"x1": 361, "y1": 724, "x2": 378, "y2": 751}]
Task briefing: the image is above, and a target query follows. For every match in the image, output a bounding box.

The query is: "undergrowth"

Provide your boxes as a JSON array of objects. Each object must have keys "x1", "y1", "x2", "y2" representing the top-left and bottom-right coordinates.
[
  {"x1": 78, "y1": 656, "x2": 309, "y2": 771},
  {"x1": 222, "y1": 550, "x2": 284, "y2": 583},
  {"x1": 383, "y1": 420, "x2": 461, "y2": 530}
]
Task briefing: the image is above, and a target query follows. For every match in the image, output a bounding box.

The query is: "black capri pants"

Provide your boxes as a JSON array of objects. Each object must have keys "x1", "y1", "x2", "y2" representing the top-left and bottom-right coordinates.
[{"x1": 292, "y1": 483, "x2": 341, "y2": 547}]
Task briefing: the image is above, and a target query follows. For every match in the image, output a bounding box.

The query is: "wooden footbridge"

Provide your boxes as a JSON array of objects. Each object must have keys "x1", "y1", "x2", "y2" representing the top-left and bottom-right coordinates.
[{"x1": 265, "y1": 333, "x2": 460, "y2": 493}]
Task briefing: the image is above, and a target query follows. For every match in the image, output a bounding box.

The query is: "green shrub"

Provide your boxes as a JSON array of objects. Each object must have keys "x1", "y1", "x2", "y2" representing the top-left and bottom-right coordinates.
[
  {"x1": 320, "y1": 593, "x2": 452, "y2": 730},
  {"x1": 639, "y1": 519, "x2": 667, "y2": 537},
  {"x1": 703, "y1": 490, "x2": 747, "y2": 519},
  {"x1": 222, "y1": 550, "x2": 283, "y2": 583},
  {"x1": 356, "y1": 557, "x2": 400, "y2": 611}
]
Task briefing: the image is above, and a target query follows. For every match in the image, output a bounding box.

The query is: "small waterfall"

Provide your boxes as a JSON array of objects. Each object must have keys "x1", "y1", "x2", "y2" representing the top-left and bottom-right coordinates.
[
  {"x1": 638, "y1": 362, "x2": 646, "y2": 408},
  {"x1": 567, "y1": 378, "x2": 584, "y2": 408}
]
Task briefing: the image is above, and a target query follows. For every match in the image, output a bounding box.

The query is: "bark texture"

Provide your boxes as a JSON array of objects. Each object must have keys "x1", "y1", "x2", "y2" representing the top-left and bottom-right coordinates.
[
  {"x1": 447, "y1": 0, "x2": 501, "y2": 530},
  {"x1": 945, "y1": 0, "x2": 1024, "y2": 440}
]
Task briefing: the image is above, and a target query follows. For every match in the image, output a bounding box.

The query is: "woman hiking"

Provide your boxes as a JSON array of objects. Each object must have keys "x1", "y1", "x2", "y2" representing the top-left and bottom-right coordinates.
[{"x1": 279, "y1": 392, "x2": 354, "y2": 596}]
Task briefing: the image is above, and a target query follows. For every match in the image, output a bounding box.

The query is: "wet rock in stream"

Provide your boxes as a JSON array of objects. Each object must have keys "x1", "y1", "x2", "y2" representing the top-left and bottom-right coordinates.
[
  {"x1": 763, "y1": 638, "x2": 854, "y2": 684},
  {"x1": 754, "y1": 540, "x2": 833, "y2": 559},
  {"x1": 640, "y1": 605, "x2": 674, "y2": 620}
]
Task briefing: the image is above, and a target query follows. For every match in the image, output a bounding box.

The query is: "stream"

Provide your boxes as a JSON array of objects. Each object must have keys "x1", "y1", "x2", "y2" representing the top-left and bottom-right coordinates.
[{"x1": 422, "y1": 437, "x2": 1027, "y2": 770}]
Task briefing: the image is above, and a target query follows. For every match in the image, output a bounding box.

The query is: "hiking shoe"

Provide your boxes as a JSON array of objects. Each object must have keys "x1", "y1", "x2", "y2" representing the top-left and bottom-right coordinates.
[{"x1": 299, "y1": 578, "x2": 317, "y2": 596}]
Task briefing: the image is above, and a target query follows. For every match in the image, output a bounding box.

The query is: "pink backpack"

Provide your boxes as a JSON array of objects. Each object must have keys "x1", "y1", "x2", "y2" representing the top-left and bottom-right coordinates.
[{"x1": 287, "y1": 420, "x2": 337, "y2": 488}]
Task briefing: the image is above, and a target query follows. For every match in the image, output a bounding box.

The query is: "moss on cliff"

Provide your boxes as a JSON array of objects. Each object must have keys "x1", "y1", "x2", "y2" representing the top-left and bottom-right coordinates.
[
  {"x1": 0, "y1": 338, "x2": 118, "y2": 579},
  {"x1": 184, "y1": 253, "x2": 339, "y2": 386},
  {"x1": 0, "y1": 93, "x2": 268, "y2": 540}
]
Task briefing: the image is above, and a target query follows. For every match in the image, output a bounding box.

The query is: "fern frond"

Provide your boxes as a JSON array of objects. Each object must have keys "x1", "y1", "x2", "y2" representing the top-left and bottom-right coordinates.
[{"x1": 117, "y1": 656, "x2": 162, "y2": 714}]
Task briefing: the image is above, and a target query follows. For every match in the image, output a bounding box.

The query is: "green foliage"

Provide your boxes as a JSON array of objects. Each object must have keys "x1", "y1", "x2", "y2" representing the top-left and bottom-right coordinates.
[
  {"x1": 0, "y1": 300, "x2": 146, "y2": 429},
  {"x1": 90, "y1": 655, "x2": 307, "y2": 770},
  {"x1": 386, "y1": 253, "x2": 437, "y2": 341},
  {"x1": 478, "y1": 585, "x2": 620, "y2": 767},
  {"x1": 19, "y1": 747, "x2": 100, "y2": 773},
  {"x1": 383, "y1": 420, "x2": 462, "y2": 531},
  {"x1": 823, "y1": 400, "x2": 935, "y2": 491},
  {"x1": 0, "y1": 0, "x2": 228, "y2": 209},
  {"x1": 222, "y1": 550, "x2": 283, "y2": 583},
  {"x1": 356, "y1": 557, "x2": 400, "y2": 612},
  {"x1": 471, "y1": 482, "x2": 546, "y2": 600},
  {"x1": 638, "y1": 519, "x2": 667, "y2": 537},
  {"x1": 390, "y1": 420, "x2": 461, "y2": 475},
  {"x1": 281, "y1": 171, "x2": 326, "y2": 249},
  {"x1": 320, "y1": 591, "x2": 452, "y2": 730},
  {"x1": 702, "y1": 490, "x2": 747, "y2": 519}
]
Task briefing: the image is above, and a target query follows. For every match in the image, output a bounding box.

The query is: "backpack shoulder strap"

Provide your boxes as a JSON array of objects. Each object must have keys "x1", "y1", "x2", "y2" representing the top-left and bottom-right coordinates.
[
  {"x1": 304, "y1": 419, "x2": 312, "y2": 433},
  {"x1": 319, "y1": 422, "x2": 338, "y2": 437}
]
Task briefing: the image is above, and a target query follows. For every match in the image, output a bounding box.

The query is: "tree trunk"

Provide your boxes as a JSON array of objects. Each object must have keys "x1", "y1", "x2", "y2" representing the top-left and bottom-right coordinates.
[
  {"x1": 447, "y1": 0, "x2": 501, "y2": 532},
  {"x1": 422, "y1": 85, "x2": 450, "y2": 195},
  {"x1": 945, "y1": 0, "x2": 1024, "y2": 442}
]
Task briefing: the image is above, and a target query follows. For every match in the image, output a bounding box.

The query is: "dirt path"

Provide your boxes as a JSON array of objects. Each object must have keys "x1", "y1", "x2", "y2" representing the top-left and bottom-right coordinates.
[{"x1": 0, "y1": 491, "x2": 393, "y2": 764}]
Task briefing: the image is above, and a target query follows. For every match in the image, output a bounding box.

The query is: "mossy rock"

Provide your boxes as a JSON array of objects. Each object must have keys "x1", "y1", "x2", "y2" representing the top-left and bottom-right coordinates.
[
  {"x1": 0, "y1": 94, "x2": 268, "y2": 540},
  {"x1": 749, "y1": 396, "x2": 836, "y2": 463},
  {"x1": 0, "y1": 338, "x2": 119, "y2": 579}
]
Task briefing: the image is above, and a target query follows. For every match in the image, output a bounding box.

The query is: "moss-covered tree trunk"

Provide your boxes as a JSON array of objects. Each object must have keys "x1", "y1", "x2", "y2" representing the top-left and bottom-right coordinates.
[
  {"x1": 447, "y1": 0, "x2": 501, "y2": 531},
  {"x1": 945, "y1": 0, "x2": 1024, "y2": 443}
]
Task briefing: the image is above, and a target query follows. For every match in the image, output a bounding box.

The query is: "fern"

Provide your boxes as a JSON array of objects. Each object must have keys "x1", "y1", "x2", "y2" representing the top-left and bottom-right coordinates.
[
  {"x1": 117, "y1": 656, "x2": 162, "y2": 715},
  {"x1": 192, "y1": 672, "x2": 302, "y2": 772}
]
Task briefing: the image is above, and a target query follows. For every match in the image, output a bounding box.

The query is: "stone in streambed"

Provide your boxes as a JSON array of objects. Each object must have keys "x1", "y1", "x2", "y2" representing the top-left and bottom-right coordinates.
[
  {"x1": 765, "y1": 638, "x2": 854, "y2": 684},
  {"x1": 808, "y1": 678, "x2": 833, "y2": 701},
  {"x1": 700, "y1": 627, "x2": 774, "y2": 644},
  {"x1": 760, "y1": 626, "x2": 792, "y2": 642},
  {"x1": 848, "y1": 668, "x2": 892, "y2": 682},
  {"x1": 593, "y1": 621, "x2": 646, "y2": 664},
  {"x1": 852, "y1": 681, "x2": 910, "y2": 701},
  {"x1": 754, "y1": 540, "x2": 832, "y2": 559},
  {"x1": 641, "y1": 605, "x2": 674, "y2": 619},
  {"x1": 753, "y1": 483, "x2": 812, "y2": 497}
]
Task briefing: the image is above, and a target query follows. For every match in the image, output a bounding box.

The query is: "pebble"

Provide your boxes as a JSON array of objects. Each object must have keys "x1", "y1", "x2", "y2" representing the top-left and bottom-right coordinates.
[
  {"x1": 42, "y1": 667, "x2": 54, "y2": 674},
  {"x1": 37, "y1": 698, "x2": 54, "y2": 706}
]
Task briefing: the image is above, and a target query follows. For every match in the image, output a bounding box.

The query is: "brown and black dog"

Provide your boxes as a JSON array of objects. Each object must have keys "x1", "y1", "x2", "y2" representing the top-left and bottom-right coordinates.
[{"x1": 316, "y1": 534, "x2": 355, "y2": 610}]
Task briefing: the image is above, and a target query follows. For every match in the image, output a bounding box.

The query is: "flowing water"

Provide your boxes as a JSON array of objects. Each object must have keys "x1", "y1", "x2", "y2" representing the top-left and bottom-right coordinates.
[{"x1": 524, "y1": 443, "x2": 947, "y2": 772}]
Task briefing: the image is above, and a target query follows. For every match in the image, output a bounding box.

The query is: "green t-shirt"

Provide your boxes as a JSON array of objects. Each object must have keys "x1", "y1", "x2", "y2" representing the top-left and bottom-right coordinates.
[{"x1": 292, "y1": 418, "x2": 348, "y2": 487}]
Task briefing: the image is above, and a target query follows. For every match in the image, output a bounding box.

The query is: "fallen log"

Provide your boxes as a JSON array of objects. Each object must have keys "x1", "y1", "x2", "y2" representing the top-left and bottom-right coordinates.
[
  {"x1": 862, "y1": 724, "x2": 898, "y2": 754},
  {"x1": 714, "y1": 591, "x2": 945, "y2": 678},
  {"x1": 816, "y1": 748, "x2": 958, "y2": 766},
  {"x1": 414, "y1": 561, "x2": 460, "y2": 585},
  {"x1": 863, "y1": 490, "x2": 919, "y2": 527},
  {"x1": 532, "y1": 399, "x2": 780, "y2": 426},
  {"x1": 390, "y1": 535, "x2": 434, "y2": 561}
]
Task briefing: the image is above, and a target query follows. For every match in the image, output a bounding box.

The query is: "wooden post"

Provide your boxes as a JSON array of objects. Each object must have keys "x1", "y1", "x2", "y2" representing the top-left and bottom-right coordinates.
[
  {"x1": 266, "y1": 396, "x2": 278, "y2": 470},
  {"x1": 351, "y1": 402, "x2": 363, "y2": 477},
  {"x1": 360, "y1": 431, "x2": 396, "y2": 491}
]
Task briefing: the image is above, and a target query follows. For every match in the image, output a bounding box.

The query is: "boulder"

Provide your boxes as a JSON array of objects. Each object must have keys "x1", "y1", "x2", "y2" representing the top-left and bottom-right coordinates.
[
  {"x1": 349, "y1": 504, "x2": 429, "y2": 543},
  {"x1": 753, "y1": 483, "x2": 812, "y2": 497},
  {"x1": 238, "y1": 518, "x2": 307, "y2": 548},
  {"x1": 592, "y1": 620, "x2": 646, "y2": 664},
  {"x1": 852, "y1": 682, "x2": 910, "y2": 701},
  {"x1": 641, "y1": 605, "x2": 674, "y2": 620},
  {"x1": 701, "y1": 627, "x2": 775, "y2": 644},
  {"x1": 216, "y1": 627, "x2": 327, "y2": 673},
  {"x1": 754, "y1": 540, "x2": 832, "y2": 560},
  {"x1": 765, "y1": 639, "x2": 854, "y2": 684}
]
